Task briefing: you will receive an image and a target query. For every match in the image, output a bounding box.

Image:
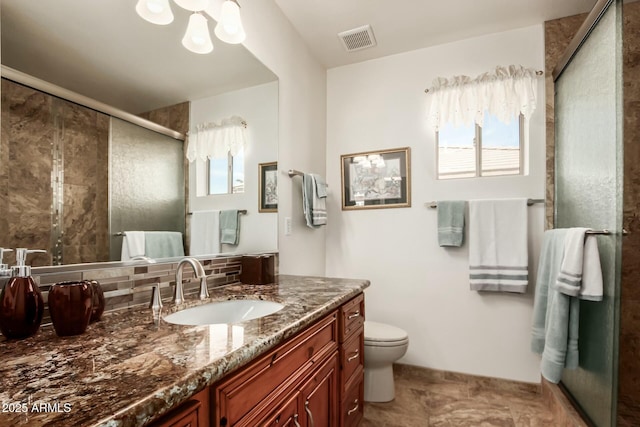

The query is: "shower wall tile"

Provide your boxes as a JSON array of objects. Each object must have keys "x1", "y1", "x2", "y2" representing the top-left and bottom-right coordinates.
[
  {"x1": 0, "y1": 81, "x2": 10, "y2": 244},
  {"x1": 620, "y1": 2, "x2": 640, "y2": 423},
  {"x1": 1, "y1": 78, "x2": 111, "y2": 266},
  {"x1": 96, "y1": 114, "x2": 110, "y2": 262},
  {"x1": 2, "y1": 81, "x2": 55, "y2": 266},
  {"x1": 138, "y1": 101, "x2": 190, "y2": 135}
]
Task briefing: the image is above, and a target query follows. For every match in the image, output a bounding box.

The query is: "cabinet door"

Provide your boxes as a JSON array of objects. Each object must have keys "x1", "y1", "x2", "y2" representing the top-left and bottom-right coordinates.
[
  {"x1": 300, "y1": 353, "x2": 338, "y2": 427},
  {"x1": 150, "y1": 388, "x2": 209, "y2": 427},
  {"x1": 259, "y1": 391, "x2": 302, "y2": 427}
]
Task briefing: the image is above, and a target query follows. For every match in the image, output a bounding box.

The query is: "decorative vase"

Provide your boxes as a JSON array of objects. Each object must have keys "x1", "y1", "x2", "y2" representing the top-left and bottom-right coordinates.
[
  {"x1": 48, "y1": 280, "x2": 93, "y2": 337},
  {"x1": 88, "y1": 280, "x2": 105, "y2": 322},
  {"x1": 0, "y1": 276, "x2": 44, "y2": 339}
]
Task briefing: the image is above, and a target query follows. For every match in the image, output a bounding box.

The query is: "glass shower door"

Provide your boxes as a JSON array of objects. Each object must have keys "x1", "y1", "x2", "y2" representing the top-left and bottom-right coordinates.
[
  {"x1": 554, "y1": 1, "x2": 623, "y2": 426},
  {"x1": 109, "y1": 117, "x2": 185, "y2": 261}
]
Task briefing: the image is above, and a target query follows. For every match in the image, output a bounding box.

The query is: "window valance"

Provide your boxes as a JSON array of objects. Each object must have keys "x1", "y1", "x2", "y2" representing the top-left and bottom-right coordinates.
[
  {"x1": 186, "y1": 115, "x2": 247, "y2": 162},
  {"x1": 426, "y1": 65, "x2": 539, "y2": 131}
]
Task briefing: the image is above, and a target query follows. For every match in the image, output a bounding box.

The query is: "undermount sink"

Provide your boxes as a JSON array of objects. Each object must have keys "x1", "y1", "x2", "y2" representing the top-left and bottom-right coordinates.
[{"x1": 163, "y1": 299, "x2": 285, "y2": 326}]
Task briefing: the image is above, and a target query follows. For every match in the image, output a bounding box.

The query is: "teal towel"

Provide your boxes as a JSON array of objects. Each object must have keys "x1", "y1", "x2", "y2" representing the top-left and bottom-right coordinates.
[
  {"x1": 531, "y1": 229, "x2": 580, "y2": 383},
  {"x1": 302, "y1": 174, "x2": 326, "y2": 228},
  {"x1": 220, "y1": 210, "x2": 240, "y2": 245},
  {"x1": 437, "y1": 200, "x2": 465, "y2": 247},
  {"x1": 144, "y1": 231, "x2": 185, "y2": 259}
]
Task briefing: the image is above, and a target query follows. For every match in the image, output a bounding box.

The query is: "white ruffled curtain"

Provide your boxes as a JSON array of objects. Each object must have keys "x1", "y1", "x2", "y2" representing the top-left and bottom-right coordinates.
[
  {"x1": 427, "y1": 65, "x2": 538, "y2": 131},
  {"x1": 186, "y1": 115, "x2": 247, "y2": 162}
]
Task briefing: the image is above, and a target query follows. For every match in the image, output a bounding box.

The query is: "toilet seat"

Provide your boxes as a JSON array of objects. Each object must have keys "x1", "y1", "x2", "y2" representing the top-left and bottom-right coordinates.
[{"x1": 364, "y1": 321, "x2": 409, "y2": 347}]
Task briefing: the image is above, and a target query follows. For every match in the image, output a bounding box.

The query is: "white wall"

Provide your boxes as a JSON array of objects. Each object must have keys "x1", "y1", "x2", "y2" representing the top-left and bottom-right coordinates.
[
  {"x1": 326, "y1": 25, "x2": 546, "y2": 382},
  {"x1": 189, "y1": 81, "x2": 278, "y2": 254},
  {"x1": 207, "y1": 0, "x2": 328, "y2": 275}
]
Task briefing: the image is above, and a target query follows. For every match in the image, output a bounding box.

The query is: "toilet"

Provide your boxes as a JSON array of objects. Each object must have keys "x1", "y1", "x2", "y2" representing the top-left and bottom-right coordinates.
[{"x1": 363, "y1": 320, "x2": 409, "y2": 402}]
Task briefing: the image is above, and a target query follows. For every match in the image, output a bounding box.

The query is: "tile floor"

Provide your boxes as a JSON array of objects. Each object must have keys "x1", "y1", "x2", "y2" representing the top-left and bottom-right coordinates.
[{"x1": 361, "y1": 364, "x2": 556, "y2": 427}]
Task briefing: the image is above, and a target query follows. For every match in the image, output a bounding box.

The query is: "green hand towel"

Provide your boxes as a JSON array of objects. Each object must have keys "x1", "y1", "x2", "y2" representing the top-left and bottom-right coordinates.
[
  {"x1": 437, "y1": 200, "x2": 465, "y2": 247},
  {"x1": 220, "y1": 210, "x2": 240, "y2": 245}
]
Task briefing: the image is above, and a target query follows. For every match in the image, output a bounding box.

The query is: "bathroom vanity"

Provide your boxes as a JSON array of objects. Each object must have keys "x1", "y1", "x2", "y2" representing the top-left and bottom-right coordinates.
[{"x1": 0, "y1": 275, "x2": 368, "y2": 427}]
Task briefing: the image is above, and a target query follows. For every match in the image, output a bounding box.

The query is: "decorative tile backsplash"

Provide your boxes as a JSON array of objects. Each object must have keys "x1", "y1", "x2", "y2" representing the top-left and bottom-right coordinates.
[{"x1": 31, "y1": 253, "x2": 278, "y2": 325}]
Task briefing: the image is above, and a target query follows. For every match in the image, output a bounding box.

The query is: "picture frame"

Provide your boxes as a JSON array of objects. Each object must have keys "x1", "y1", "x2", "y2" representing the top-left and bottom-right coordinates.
[
  {"x1": 341, "y1": 147, "x2": 411, "y2": 210},
  {"x1": 259, "y1": 161, "x2": 278, "y2": 212}
]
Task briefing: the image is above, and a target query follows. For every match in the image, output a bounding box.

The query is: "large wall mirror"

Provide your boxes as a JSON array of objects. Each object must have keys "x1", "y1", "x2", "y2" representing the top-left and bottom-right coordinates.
[{"x1": 0, "y1": 0, "x2": 279, "y2": 267}]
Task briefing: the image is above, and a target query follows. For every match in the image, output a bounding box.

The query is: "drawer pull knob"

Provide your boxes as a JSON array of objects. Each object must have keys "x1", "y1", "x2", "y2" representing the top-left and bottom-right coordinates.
[
  {"x1": 305, "y1": 400, "x2": 315, "y2": 427},
  {"x1": 294, "y1": 414, "x2": 301, "y2": 427},
  {"x1": 347, "y1": 399, "x2": 359, "y2": 416},
  {"x1": 347, "y1": 349, "x2": 360, "y2": 362},
  {"x1": 347, "y1": 310, "x2": 360, "y2": 319}
]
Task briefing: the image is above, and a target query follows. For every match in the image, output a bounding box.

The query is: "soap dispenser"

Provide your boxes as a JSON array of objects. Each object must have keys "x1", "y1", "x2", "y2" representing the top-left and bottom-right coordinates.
[
  {"x1": 0, "y1": 248, "x2": 13, "y2": 291},
  {"x1": 0, "y1": 248, "x2": 46, "y2": 339},
  {"x1": 0, "y1": 248, "x2": 13, "y2": 277}
]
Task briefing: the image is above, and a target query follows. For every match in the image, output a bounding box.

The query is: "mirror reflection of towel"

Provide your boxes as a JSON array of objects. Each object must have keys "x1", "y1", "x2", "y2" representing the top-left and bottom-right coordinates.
[
  {"x1": 121, "y1": 231, "x2": 145, "y2": 261},
  {"x1": 144, "y1": 232, "x2": 185, "y2": 259},
  {"x1": 190, "y1": 211, "x2": 220, "y2": 255},
  {"x1": 220, "y1": 210, "x2": 240, "y2": 245}
]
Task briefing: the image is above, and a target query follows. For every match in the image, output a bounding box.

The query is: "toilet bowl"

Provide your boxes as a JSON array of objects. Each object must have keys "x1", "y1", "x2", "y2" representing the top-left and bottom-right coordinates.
[{"x1": 363, "y1": 320, "x2": 409, "y2": 402}]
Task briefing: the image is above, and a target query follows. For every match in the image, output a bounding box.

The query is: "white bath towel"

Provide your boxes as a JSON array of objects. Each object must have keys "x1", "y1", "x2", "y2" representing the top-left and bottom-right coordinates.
[
  {"x1": 555, "y1": 228, "x2": 603, "y2": 301},
  {"x1": 189, "y1": 211, "x2": 220, "y2": 255},
  {"x1": 469, "y1": 199, "x2": 529, "y2": 293},
  {"x1": 121, "y1": 231, "x2": 145, "y2": 261}
]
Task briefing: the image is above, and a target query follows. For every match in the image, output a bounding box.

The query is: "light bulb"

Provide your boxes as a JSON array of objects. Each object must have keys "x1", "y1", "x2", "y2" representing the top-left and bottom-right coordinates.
[
  {"x1": 214, "y1": 1, "x2": 246, "y2": 44},
  {"x1": 136, "y1": 0, "x2": 174, "y2": 25},
  {"x1": 173, "y1": 0, "x2": 210, "y2": 11},
  {"x1": 182, "y1": 13, "x2": 214, "y2": 54}
]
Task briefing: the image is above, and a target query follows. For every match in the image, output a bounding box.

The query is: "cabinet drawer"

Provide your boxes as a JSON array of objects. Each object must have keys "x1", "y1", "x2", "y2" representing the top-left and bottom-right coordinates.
[
  {"x1": 341, "y1": 368, "x2": 363, "y2": 427},
  {"x1": 341, "y1": 330, "x2": 364, "y2": 386},
  {"x1": 215, "y1": 312, "x2": 338, "y2": 426},
  {"x1": 339, "y1": 294, "x2": 364, "y2": 343}
]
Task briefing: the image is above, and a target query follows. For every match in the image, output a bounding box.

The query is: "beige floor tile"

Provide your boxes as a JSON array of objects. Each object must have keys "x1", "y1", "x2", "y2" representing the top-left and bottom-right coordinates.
[{"x1": 362, "y1": 365, "x2": 556, "y2": 427}]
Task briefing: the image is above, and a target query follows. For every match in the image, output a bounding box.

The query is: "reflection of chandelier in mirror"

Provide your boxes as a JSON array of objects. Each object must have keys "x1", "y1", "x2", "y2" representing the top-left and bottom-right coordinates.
[
  {"x1": 352, "y1": 154, "x2": 385, "y2": 169},
  {"x1": 135, "y1": 0, "x2": 246, "y2": 54}
]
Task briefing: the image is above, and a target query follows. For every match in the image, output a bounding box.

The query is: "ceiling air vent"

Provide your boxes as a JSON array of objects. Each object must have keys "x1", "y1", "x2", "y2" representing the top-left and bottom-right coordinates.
[{"x1": 338, "y1": 24, "x2": 377, "y2": 52}]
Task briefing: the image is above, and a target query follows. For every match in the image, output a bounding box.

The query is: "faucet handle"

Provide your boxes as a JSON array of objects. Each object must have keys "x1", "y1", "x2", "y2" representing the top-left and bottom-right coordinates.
[
  {"x1": 199, "y1": 276, "x2": 209, "y2": 300},
  {"x1": 150, "y1": 283, "x2": 163, "y2": 313}
]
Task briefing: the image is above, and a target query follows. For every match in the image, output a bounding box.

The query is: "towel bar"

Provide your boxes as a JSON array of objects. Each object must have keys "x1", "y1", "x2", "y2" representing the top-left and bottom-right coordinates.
[
  {"x1": 426, "y1": 199, "x2": 544, "y2": 209},
  {"x1": 186, "y1": 210, "x2": 247, "y2": 216},
  {"x1": 287, "y1": 169, "x2": 329, "y2": 186}
]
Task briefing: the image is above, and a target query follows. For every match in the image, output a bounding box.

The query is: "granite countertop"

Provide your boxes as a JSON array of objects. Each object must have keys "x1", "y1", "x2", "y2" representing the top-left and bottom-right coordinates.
[{"x1": 0, "y1": 275, "x2": 369, "y2": 427}]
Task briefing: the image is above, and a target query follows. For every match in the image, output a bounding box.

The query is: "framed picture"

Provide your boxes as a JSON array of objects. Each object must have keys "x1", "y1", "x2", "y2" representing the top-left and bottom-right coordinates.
[
  {"x1": 259, "y1": 162, "x2": 278, "y2": 212},
  {"x1": 341, "y1": 147, "x2": 411, "y2": 210}
]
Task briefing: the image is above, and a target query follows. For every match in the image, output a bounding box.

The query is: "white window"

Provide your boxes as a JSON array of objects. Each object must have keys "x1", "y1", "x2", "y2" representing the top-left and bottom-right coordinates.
[
  {"x1": 208, "y1": 149, "x2": 244, "y2": 194},
  {"x1": 437, "y1": 113, "x2": 523, "y2": 179}
]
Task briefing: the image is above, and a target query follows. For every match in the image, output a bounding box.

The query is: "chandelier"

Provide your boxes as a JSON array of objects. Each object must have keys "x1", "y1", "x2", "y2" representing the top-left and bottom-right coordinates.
[{"x1": 135, "y1": 0, "x2": 246, "y2": 54}]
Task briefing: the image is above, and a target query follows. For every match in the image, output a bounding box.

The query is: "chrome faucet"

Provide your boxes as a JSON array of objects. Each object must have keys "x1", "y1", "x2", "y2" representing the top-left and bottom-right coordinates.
[{"x1": 174, "y1": 257, "x2": 208, "y2": 304}]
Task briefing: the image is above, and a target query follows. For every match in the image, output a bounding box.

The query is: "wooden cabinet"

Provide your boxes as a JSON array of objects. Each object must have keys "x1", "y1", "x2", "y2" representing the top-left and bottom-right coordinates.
[
  {"x1": 214, "y1": 311, "x2": 338, "y2": 427},
  {"x1": 150, "y1": 388, "x2": 209, "y2": 427},
  {"x1": 299, "y1": 353, "x2": 338, "y2": 427},
  {"x1": 209, "y1": 292, "x2": 365, "y2": 427},
  {"x1": 338, "y1": 294, "x2": 365, "y2": 427}
]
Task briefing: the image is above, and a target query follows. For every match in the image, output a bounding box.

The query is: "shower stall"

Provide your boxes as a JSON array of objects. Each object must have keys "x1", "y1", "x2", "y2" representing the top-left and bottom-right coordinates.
[{"x1": 552, "y1": 0, "x2": 639, "y2": 425}]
